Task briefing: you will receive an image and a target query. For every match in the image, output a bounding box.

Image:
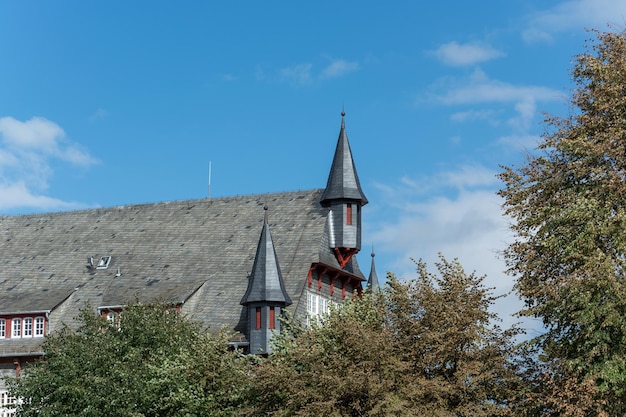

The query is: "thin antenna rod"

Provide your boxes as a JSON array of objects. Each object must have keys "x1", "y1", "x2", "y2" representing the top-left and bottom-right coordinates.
[{"x1": 208, "y1": 161, "x2": 212, "y2": 199}]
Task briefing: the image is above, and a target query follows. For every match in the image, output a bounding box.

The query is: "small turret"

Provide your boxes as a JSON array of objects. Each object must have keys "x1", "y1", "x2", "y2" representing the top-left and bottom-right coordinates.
[
  {"x1": 366, "y1": 250, "x2": 381, "y2": 293},
  {"x1": 241, "y1": 206, "x2": 292, "y2": 354}
]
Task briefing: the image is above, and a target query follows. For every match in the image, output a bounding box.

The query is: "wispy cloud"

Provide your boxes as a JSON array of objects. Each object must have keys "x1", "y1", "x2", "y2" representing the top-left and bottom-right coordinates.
[
  {"x1": 279, "y1": 63, "x2": 313, "y2": 85},
  {"x1": 433, "y1": 41, "x2": 505, "y2": 66},
  {"x1": 450, "y1": 109, "x2": 501, "y2": 125},
  {"x1": 0, "y1": 116, "x2": 97, "y2": 212},
  {"x1": 88, "y1": 108, "x2": 108, "y2": 122},
  {"x1": 436, "y1": 69, "x2": 561, "y2": 106},
  {"x1": 428, "y1": 68, "x2": 564, "y2": 136},
  {"x1": 277, "y1": 58, "x2": 359, "y2": 85},
  {"x1": 523, "y1": 0, "x2": 626, "y2": 43},
  {"x1": 320, "y1": 59, "x2": 359, "y2": 79}
]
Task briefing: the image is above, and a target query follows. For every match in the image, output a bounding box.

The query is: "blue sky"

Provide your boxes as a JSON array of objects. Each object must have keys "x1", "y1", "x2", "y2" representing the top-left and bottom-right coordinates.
[{"x1": 1, "y1": 0, "x2": 625, "y2": 332}]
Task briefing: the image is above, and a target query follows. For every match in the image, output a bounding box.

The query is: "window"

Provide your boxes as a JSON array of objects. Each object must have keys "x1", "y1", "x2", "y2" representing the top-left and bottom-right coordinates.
[
  {"x1": 11, "y1": 319, "x2": 21, "y2": 338},
  {"x1": 34, "y1": 317, "x2": 45, "y2": 337},
  {"x1": 306, "y1": 292, "x2": 330, "y2": 326},
  {"x1": 269, "y1": 307, "x2": 275, "y2": 330},
  {"x1": 23, "y1": 318, "x2": 32, "y2": 337},
  {"x1": 106, "y1": 312, "x2": 116, "y2": 324},
  {"x1": 1, "y1": 390, "x2": 16, "y2": 417},
  {"x1": 346, "y1": 203, "x2": 352, "y2": 225},
  {"x1": 0, "y1": 319, "x2": 4, "y2": 338},
  {"x1": 255, "y1": 307, "x2": 262, "y2": 330}
]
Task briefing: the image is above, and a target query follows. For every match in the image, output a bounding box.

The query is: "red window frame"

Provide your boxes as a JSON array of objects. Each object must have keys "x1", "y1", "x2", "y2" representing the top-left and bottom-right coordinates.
[
  {"x1": 256, "y1": 307, "x2": 262, "y2": 329},
  {"x1": 269, "y1": 307, "x2": 275, "y2": 330},
  {"x1": 346, "y1": 203, "x2": 352, "y2": 225}
]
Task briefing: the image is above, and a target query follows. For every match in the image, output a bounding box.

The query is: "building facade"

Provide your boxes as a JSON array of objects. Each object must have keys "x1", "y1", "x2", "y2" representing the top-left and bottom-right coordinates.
[{"x1": 0, "y1": 113, "x2": 375, "y2": 409}]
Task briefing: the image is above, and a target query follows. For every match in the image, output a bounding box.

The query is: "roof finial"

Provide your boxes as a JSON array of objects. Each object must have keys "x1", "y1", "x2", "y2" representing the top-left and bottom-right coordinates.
[
  {"x1": 371, "y1": 243, "x2": 375, "y2": 258},
  {"x1": 263, "y1": 204, "x2": 269, "y2": 224},
  {"x1": 341, "y1": 105, "x2": 345, "y2": 128}
]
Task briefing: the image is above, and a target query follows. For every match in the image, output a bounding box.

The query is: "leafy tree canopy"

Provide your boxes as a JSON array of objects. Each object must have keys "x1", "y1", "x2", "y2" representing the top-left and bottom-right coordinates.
[
  {"x1": 499, "y1": 27, "x2": 626, "y2": 416},
  {"x1": 7, "y1": 303, "x2": 250, "y2": 417},
  {"x1": 249, "y1": 255, "x2": 521, "y2": 416}
]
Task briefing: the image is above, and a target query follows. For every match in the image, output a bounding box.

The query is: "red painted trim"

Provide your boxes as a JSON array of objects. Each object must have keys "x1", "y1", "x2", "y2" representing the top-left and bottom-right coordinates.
[
  {"x1": 346, "y1": 203, "x2": 352, "y2": 225},
  {"x1": 332, "y1": 247, "x2": 359, "y2": 269},
  {"x1": 329, "y1": 275, "x2": 335, "y2": 296},
  {"x1": 256, "y1": 307, "x2": 262, "y2": 329},
  {"x1": 307, "y1": 268, "x2": 313, "y2": 288},
  {"x1": 342, "y1": 278, "x2": 347, "y2": 300},
  {"x1": 269, "y1": 307, "x2": 275, "y2": 330},
  {"x1": 318, "y1": 273, "x2": 323, "y2": 291}
]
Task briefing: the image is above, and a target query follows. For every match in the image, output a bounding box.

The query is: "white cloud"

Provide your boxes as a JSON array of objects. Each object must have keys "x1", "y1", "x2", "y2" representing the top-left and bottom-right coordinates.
[
  {"x1": 0, "y1": 116, "x2": 97, "y2": 213},
  {"x1": 427, "y1": 69, "x2": 565, "y2": 143},
  {"x1": 277, "y1": 58, "x2": 359, "y2": 85},
  {"x1": 523, "y1": 0, "x2": 626, "y2": 43},
  {"x1": 0, "y1": 182, "x2": 82, "y2": 212},
  {"x1": 320, "y1": 59, "x2": 359, "y2": 79},
  {"x1": 436, "y1": 69, "x2": 562, "y2": 106},
  {"x1": 0, "y1": 116, "x2": 64, "y2": 152},
  {"x1": 498, "y1": 133, "x2": 542, "y2": 151},
  {"x1": 433, "y1": 41, "x2": 505, "y2": 66},
  {"x1": 279, "y1": 63, "x2": 313, "y2": 85},
  {"x1": 451, "y1": 109, "x2": 500, "y2": 125},
  {"x1": 369, "y1": 166, "x2": 540, "y2": 334}
]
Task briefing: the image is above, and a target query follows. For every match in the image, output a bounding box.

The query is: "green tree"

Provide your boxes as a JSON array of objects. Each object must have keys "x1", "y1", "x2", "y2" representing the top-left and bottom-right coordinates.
[
  {"x1": 7, "y1": 303, "x2": 250, "y2": 417},
  {"x1": 499, "y1": 27, "x2": 626, "y2": 416},
  {"x1": 249, "y1": 256, "x2": 520, "y2": 416},
  {"x1": 386, "y1": 257, "x2": 521, "y2": 416}
]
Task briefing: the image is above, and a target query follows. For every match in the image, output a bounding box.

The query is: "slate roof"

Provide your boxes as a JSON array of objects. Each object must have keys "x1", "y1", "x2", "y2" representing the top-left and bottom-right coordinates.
[
  {"x1": 0, "y1": 189, "x2": 366, "y2": 354},
  {"x1": 320, "y1": 112, "x2": 369, "y2": 206}
]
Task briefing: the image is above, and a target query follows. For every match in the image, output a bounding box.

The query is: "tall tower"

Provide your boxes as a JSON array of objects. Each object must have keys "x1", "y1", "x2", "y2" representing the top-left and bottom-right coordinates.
[
  {"x1": 240, "y1": 207, "x2": 292, "y2": 355},
  {"x1": 320, "y1": 111, "x2": 368, "y2": 269}
]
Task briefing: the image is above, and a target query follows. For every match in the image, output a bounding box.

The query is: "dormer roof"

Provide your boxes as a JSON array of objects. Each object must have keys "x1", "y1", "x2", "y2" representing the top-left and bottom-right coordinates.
[
  {"x1": 240, "y1": 208, "x2": 292, "y2": 306},
  {"x1": 320, "y1": 112, "x2": 368, "y2": 206}
]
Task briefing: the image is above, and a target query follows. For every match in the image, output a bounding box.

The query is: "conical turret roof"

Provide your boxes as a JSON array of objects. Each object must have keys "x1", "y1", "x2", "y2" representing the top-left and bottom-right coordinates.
[
  {"x1": 320, "y1": 112, "x2": 368, "y2": 206},
  {"x1": 241, "y1": 208, "x2": 292, "y2": 305},
  {"x1": 366, "y1": 250, "x2": 381, "y2": 293}
]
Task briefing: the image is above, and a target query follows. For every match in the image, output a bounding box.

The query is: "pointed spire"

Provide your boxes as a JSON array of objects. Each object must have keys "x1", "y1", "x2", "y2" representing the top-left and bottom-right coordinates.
[
  {"x1": 241, "y1": 207, "x2": 292, "y2": 305},
  {"x1": 320, "y1": 110, "x2": 368, "y2": 206},
  {"x1": 366, "y1": 248, "x2": 381, "y2": 293}
]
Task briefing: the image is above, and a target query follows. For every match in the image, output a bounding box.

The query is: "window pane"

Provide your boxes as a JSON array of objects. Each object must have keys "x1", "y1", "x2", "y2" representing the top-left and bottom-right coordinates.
[
  {"x1": 23, "y1": 318, "x2": 32, "y2": 337},
  {"x1": 35, "y1": 317, "x2": 45, "y2": 336},
  {"x1": 11, "y1": 319, "x2": 21, "y2": 338}
]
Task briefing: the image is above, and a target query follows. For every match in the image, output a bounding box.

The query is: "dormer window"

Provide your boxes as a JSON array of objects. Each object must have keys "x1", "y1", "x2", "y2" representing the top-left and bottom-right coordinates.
[
  {"x1": 0, "y1": 315, "x2": 47, "y2": 339},
  {"x1": 97, "y1": 256, "x2": 111, "y2": 269}
]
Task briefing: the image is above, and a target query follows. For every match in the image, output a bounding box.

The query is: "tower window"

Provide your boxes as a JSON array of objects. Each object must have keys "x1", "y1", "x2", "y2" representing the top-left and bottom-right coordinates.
[
  {"x1": 346, "y1": 203, "x2": 352, "y2": 225},
  {"x1": 256, "y1": 307, "x2": 262, "y2": 329},
  {"x1": 269, "y1": 307, "x2": 275, "y2": 330}
]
